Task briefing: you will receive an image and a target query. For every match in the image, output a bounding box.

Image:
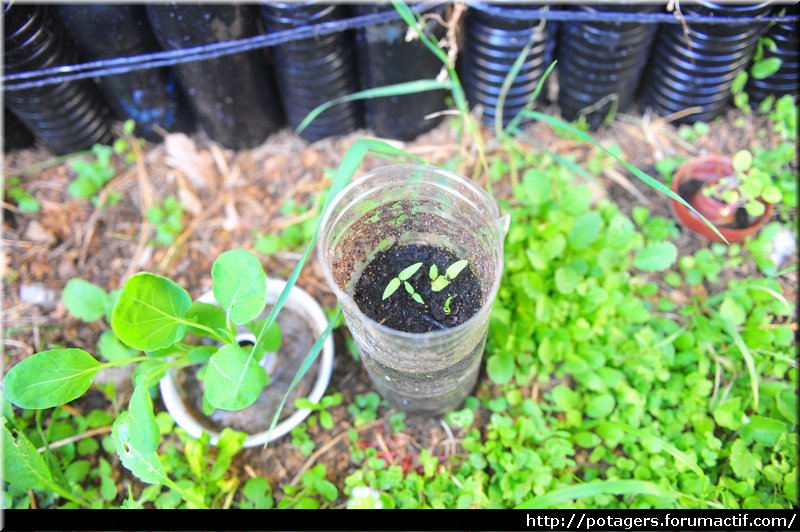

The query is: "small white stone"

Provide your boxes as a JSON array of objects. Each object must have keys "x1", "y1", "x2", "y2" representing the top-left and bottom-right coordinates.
[{"x1": 19, "y1": 283, "x2": 59, "y2": 307}]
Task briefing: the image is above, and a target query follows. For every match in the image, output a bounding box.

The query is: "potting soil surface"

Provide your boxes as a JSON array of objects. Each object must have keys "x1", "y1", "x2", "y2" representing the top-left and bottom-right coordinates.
[{"x1": 353, "y1": 243, "x2": 482, "y2": 333}]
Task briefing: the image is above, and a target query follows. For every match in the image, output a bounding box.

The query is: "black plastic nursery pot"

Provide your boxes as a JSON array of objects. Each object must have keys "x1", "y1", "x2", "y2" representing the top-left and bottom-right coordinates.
[
  {"x1": 260, "y1": 2, "x2": 363, "y2": 142},
  {"x1": 3, "y1": 109, "x2": 36, "y2": 151},
  {"x1": 352, "y1": 3, "x2": 446, "y2": 141},
  {"x1": 745, "y1": 5, "x2": 799, "y2": 105},
  {"x1": 640, "y1": 1, "x2": 773, "y2": 124},
  {"x1": 557, "y1": 3, "x2": 660, "y2": 129},
  {"x1": 146, "y1": 4, "x2": 283, "y2": 150},
  {"x1": 3, "y1": 5, "x2": 113, "y2": 155},
  {"x1": 461, "y1": 2, "x2": 556, "y2": 128},
  {"x1": 56, "y1": 5, "x2": 194, "y2": 142}
]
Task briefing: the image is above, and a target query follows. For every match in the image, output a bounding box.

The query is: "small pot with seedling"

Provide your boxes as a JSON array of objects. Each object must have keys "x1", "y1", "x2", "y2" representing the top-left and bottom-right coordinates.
[
  {"x1": 670, "y1": 151, "x2": 779, "y2": 243},
  {"x1": 317, "y1": 165, "x2": 507, "y2": 416}
]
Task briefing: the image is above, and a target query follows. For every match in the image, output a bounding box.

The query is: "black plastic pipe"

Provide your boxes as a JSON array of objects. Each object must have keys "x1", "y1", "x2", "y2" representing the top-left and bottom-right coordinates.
[
  {"x1": 3, "y1": 5, "x2": 113, "y2": 155},
  {"x1": 260, "y1": 2, "x2": 363, "y2": 142},
  {"x1": 3, "y1": 108, "x2": 36, "y2": 152},
  {"x1": 745, "y1": 5, "x2": 799, "y2": 105},
  {"x1": 640, "y1": 1, "x2": 773, "y2": 123},
  {"x1": 146, "y1": 4, "x2": 283, "y2": 149},
  {"x1": 352, "y1": 4, "x2": 446, "y2": 141},
  {"x1": 57, "y1": 5, "x2": 194, "y2": 142}
]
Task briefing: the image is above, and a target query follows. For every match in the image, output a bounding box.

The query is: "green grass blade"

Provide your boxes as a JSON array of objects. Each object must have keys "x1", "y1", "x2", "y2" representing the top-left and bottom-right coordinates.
[
  {"x1": 517, "y1": 480, "x2": 673, "y2": 509},
  {"x1": 746, "y1": 285, "x2": 793, "y2": 314},
  {"x1": 265, "y1": 308, "x2": 342, "y2": 445},
  {"x1": 296, "y1": 79, "x2": 452, "y2": 135},
  {"x1": 721, "y1": 319, "x2": 760, "y2": 409},
  {"x1": 505, "y1": 59, "x2": 557, "y2": 135},
  {"x1": 516, "y1": 110, "x2": 729, "y2": 243},
  {"x1": 607, "y1": 421, "x2": 706, "y2": 481},
  {"x1": 495, "y1": 36, "x2": 537, "y2": 138}
]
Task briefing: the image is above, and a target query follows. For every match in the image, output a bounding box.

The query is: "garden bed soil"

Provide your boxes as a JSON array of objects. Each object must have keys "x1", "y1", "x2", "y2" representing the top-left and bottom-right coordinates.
[
  {"x1": 353, "y1": 243, "x2": 482, "y2": 333},
  {"x1": 3, "y1": 101, "x2": 796, "y2": 507}
]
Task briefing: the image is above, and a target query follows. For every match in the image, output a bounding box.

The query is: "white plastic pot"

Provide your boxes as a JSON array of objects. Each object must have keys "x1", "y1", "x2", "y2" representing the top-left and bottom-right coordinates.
[{"x1": 159, "y1": 279, "x2": 334, "y2": 447}]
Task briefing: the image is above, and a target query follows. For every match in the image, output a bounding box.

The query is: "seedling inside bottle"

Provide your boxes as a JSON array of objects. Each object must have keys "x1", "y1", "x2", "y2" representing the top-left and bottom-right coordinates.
[
  {"x1": 430, "y1": 259, "x2": 469, "y2": 292},
  {"x1": 443, "y1": 295, "x2": 454, "y2": 315},
  {"x1": 382, "y1": 262, "x2": 423, "y2": 300}
]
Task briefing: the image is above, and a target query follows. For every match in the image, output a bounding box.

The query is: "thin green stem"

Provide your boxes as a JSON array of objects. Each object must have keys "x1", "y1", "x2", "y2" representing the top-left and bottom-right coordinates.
[
  {"x1": 97, "y1": 355, "x2": 150, "y2": 370},
  {"x1": 177, "y1": 318, "x2": 228, "y2": 344}
]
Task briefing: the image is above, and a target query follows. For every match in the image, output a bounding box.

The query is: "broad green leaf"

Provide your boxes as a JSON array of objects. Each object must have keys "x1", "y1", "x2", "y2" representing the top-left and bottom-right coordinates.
[
  {"x1": 586, "y1": 394, "x2": 616, "y2": 418},
  {"x1": 487, "y1": 352, "x2": 515, "y2": 384},
  {"x1": 732, "y1": 150, "x2": 753, "y2": 172},
  {"x1": 397, "y1": 262, "x2": 423, "y2": 281},
  {"x1": 112, "y1": 412, "x2": 169, "y2": 485},
  {"x1": 205, "y1": 344, "x2": 268, "y2": 410},
  {"x1": 761, "y1": 185, "x2": 782, "y2": 203},
  {"x1": 4, "y1": 349, "x2": 101, "y2": 409},
  {"x1": 3, "y1": 419, "x2": 55, "y2": 490},
  {"x1": 112, "y1": 272, "x2": 192, "y2": 351},
  {"x1": 245, "y1": 319, "x2": 282, "y2": 357},
  {"x1": 188, "y1": 345, "x2": 217, "y2": 364},
  {"x1": 568, "y1": 212, "x2": 602, "y2": 250},
  {"x1": 445, "y1": 259, "x2": 469, "y2": 280},
  {"x1": 517, "y1": 480, "x2": 673, "y2": 509},
  {"x1": 751, "y1": 57, "x2": 782, "y2": 79},
  {"x1": 431, "y1": 276, "x2": 450, "y2": 292},
  {"x1": 97, "y1": 330, "x2": 136, "y2": 362},
  {"x1": 729, "y1": 438, "x2": 757, "y2": 479},
  {"x1": 63, "y1": 279, "x2": 109, "y2": 322},
  {"x1": 555, "y1": 267, "x2": 579, "y2": 295},
  {"x1": 297, "y1": 79, "x2": 452, "y2": 135},
  {"x1": 719, "y1": 297, "x2": 747, "y2": 326},
  {"x1": 186, "y1": 301, "x2": 233, "y2": 339},
  {"x1": 129, "y1": 380, "x2": 160, "y2": 454},
  {"x1": 742, "y1": 416, "x2": 786, "y2": 447},
  {"x1": 212, "y1": 249, "x2": 267, "y2": 326},
  {"x1": 634, "y1": 242, "x2": 678, "y2": 272},
  {"x1": 382, "y1": 278, "x2": 401, "y2": 300}
]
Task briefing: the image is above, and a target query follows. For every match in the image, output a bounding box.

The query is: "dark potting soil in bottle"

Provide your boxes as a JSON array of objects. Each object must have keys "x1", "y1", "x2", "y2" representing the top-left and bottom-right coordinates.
[
  {"x1": 352, "y1": 3, "x2": 446, "y2": 141},
  {"x1": 57, "y1": 5, "x2": 194, "y2": 142},
  {"x1": 146, "y1": 4, "x2": 283, "y2": 149},
  {"x1": 260, "y1": 2, "x2": 362, "y2": 142},
  {"x1": 3, "y1": 4, "x2": 113, "y2": 155},
  {"x1": 353, "y1": 244, "x2": 482, "y2": 334}
]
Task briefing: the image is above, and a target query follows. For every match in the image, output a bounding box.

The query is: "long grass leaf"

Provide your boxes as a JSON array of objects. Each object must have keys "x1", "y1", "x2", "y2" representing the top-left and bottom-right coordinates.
[
  {"x1": 721, "y1": 320, "x2": 760, "y2": 409},
  {"x1": 516, "y1": 110, "x2": 729, "y2": 243},
  {"x1": 296, "y1": 79, "x2": 452, "y2": 135},
  {"x1": 265, "y1": 308, "x2": 342, "y2": 444},
  {"x1": 516, "y1": 480, "x2": 672, "y2": 509},
  {"x1": 495, "y1": 36, "x2": 536, "y2": 138},
  {"x1": 504, "y1": 59, "x2": 557, "y2": 136},
  {"x1": 607, "y1": 421, "x2": 705, "y2": 480}
]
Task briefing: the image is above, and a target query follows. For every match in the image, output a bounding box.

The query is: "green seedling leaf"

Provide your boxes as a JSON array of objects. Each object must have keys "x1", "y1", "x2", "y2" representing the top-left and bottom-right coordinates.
[
  {"x1": 205, "y1": 344, "x2": 268, "y2": 410},
  {"x1": 129, "y1": 378, "x2": 160, "y2": 454},
  {"x1": 63, "y1": 278, "x2": 109, "y2": 322},
  {"x1": 382, "y1": 278, "x2": 401, "y2": 300},
  {"x1": 742, "y1": 416, "x2": 786, "y2": 447},
  {"x1": 97, "y1": 330, "x2": 137, "y2": 362},
  {"x1": 186, "y1": 301, "x2": 233, "y2": 339},
  {"x1": 411, "y1": 292, "x2": 424, "y2": 305},
  {"x1": 431, "y1": 276, "x2": 450, "y2": 292},
  {"x1": 212, "y1": 249, "x2": 267, "y2": 326},
  {"x1": 634, "y1": 242, "x2": 678, "y2": 272},
  {"x1": 112, "y1": 272, "x2": 192, "y2": 351},
  {"x1": 445, "y1": 259, "x2": 469, "y2": 280},
  {"x1": 429, "y1": 264, "x2": 438, "y2": 280},
  {"x1": 112, "y1": 411, "x2": 170, "y2": 485},
  {"x1": 568, "y1": 212, "x2": 602, "y2": 250},
  {"x1": 404, "y1": 281, "x2": 415, "y2": 294},
  {"x1": 246, "y1": 318, "x2": 282, "y2": 356},
  {"x1": 517, "y1": 480, "x2": 673, "y2": 509},
  {"x1": 732, "y1": 150, "x2": 753, "y2": 172},
  {"x1": 398, "y1": 262, "x2": 423, "y2": 281},
  {"x1": 487, "y1": 352, "x2": 515, "y2": 385},
  {"x1": 4, "y1": 348, "x2": 102, "y2": 409},
  {"x1": 443, "y1": 295, "x2": 453, "y2": 315},
  {"x1": 751, "y1": 57, "x2": 782, "y2": 79}
]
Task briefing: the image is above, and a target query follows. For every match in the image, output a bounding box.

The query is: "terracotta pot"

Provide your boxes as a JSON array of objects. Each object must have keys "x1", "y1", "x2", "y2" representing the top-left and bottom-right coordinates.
[{"x1": 670, "y1": 154, "x2": 773, "y2": 243}]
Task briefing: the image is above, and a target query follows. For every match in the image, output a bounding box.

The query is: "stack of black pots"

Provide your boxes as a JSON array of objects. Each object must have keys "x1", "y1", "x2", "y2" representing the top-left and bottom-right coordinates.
[
  {"x1": 3, "y1": 5, "x2": 113, "y2": 155},
  {"x1": 641, "y1": 1, "x2": 773, "y2": 123},
  {"x1": 746, "y1": 5, "x2": 799, "y2": 105},
  {"x1": 260, "y1": 3, "x2": 362, "y2": 142},
  {"x1": 57, "y1": 5, "x2": 194, "y2": 142},
  {"x1": 352, "y1": 4, "x2": 446, "y2": 141},
  {"x1": 461, "y1": 2, "x2": 556, "y2": 127},
  {"x1": 146, "y1": 4, "x2": 282, "y2": 150},
  {"x1": 557, "y1": 4, "x2": 660, "y2": 129}
]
